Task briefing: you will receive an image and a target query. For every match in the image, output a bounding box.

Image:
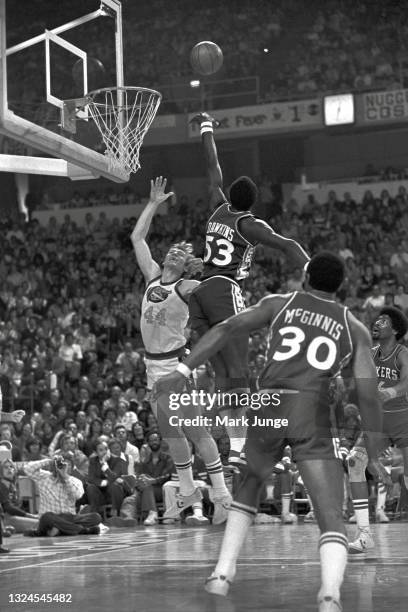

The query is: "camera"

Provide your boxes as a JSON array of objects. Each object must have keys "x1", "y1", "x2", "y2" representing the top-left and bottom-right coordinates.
[{"x1": 54, "y1": 456, "x2": 67, "y2": 470}]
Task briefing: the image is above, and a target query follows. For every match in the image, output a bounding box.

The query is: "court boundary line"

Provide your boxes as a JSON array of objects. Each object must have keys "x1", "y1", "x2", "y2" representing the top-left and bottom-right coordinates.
[{"x1": 0, "y1": 530, "x2": 206, "y2": 574}]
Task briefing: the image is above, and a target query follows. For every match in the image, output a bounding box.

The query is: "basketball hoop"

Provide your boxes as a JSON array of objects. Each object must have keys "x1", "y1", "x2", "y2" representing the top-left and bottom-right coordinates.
[{"x1": 86, "y1": 86, "x2": 162, "y2": 176}]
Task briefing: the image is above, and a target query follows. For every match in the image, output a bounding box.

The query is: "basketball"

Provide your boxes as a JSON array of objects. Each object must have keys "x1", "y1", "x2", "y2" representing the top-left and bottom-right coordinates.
[
  {"x1": 72, "y1": 57, "x2": 106, "y2": 93},
  {"x1": 190, "y1": 41, "x2": 223, "y2": 76}
]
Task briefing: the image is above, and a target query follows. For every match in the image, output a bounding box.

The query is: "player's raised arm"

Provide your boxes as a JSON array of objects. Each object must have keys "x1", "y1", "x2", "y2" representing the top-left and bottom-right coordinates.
[
  {"x1": 239, "y1": 216, "x2": 310, "y2": 268},
  {"x1": 348, "y1": 313, "x2": 383, "y2": 461},
  {"x1": 131, "y1": 177, "x2": 174, "y2": 282},
  {"x1": 191, "y1": 112, "x2": 226, "y2": 207}
]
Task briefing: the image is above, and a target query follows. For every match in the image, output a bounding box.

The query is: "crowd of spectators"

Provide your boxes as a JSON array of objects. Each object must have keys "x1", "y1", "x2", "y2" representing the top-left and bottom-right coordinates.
[
  {"x1": 1, "y1": 174, "x2": 408, "y2": 534},
  {"x1": 6, "y1": 0, "x2": 408, "y2": 120}
]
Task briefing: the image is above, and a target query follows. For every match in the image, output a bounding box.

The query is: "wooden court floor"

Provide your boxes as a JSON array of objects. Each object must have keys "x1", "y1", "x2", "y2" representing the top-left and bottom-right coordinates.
[{"x1": 1, "y1": 522, "x2": 407, "y2": 612}]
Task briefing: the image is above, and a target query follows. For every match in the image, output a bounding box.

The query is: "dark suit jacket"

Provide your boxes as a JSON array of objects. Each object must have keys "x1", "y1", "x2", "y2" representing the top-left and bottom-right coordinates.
[{"x1": 87, "y1": 455, "x2": 128, "y2": 487}]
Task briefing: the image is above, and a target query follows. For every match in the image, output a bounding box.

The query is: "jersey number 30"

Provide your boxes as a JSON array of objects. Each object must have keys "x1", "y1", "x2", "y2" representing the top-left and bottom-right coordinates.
[
  {"x1": 204, "y1": 236, "x2": 234, "y2": 266},
  {"x1": 272, "y1": 326, "x2": 337, "y2": 371}
]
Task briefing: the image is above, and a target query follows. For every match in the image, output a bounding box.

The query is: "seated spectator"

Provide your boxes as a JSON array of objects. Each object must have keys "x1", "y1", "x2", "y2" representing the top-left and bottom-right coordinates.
[
  {"x1": 58, "y1": 332, "x2": 83, "y2": 380},
  {"x1": 22, "y1": 436, "x2": 48, "y2": 462},
  {"x1": 358, "y1": 264, "x2": 379, "y2": 298},
  {"x1": 83, "y1": 417, "x2": 103, "y2": 457},
  {"x1": 0, "y1": 424, "x2": 21, "y2": 461},
  {"x1": 380, "y1": 263, "x2": 398, "y2": 292},
  {"x1": 115, "y1": 342, "x2": 142, "y2": 384},
  {"x1": 394, "y1": 284, "x2": 408, "y2": 314},
  {"x1": 0, "y1": 458, "x2": 39, "y2": 534},
  {"x1": 86, "y1": 440, "x2": 130, "y2": 517},
  {"x1": 116, "y1": 399, "x2": 138, "y2": 432},
  {"x1": 121, "y1": 432, "x2": 173, "y2": 526},
  {"x1": 114, "y1": 424, "x2": 139, "y2": 472},
  {"x1": 162, "y1": 441, "x2": 209, "y2": 525},
  {"x1": 23, "y1": 456, "x2": 105, "y2": 536},
  {"x1": 53, "y1": 433, "x2": 89, "y2": 483},
  {"x1": 286, "y1": 267, "x2": 304, "y2": 291}
]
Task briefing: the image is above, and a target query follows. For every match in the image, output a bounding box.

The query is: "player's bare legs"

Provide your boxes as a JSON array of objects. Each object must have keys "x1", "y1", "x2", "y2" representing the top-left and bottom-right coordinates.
[
  {"x1": 347, "y1": 445, "x2": 374, "y2": 553},
  {"x1": 156, "y1": 393, "x2": 231, "y2": 524},
  {"x1": 297, "y1": 459, "x2": 347, "y2": 612},
  {"x1": 205, "y1": 436, "x2": 279, "y2": 595},
  {"x1": 211, "y1": 335, "x2": 250, "y2": 469}
]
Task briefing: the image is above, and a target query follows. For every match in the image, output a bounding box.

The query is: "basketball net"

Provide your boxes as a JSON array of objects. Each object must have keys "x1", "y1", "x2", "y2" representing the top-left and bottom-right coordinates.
[{"x1": 87, "y1": 86, "x2": 162, "y2": 176}]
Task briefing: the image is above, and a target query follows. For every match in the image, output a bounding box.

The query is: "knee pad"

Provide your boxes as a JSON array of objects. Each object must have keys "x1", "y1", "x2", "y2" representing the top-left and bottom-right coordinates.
[{"x1": 347, "y1": 447, "x2": 368, "y2": 481}]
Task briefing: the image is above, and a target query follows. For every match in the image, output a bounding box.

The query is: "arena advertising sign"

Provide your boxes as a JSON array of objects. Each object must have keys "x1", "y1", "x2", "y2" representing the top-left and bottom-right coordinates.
[
  {"x1": 188, "y1": 99, "x2": 322, "y2": 137},
  {"x1": 362, "y1": 89, "x2": 408, "y2": 123}
]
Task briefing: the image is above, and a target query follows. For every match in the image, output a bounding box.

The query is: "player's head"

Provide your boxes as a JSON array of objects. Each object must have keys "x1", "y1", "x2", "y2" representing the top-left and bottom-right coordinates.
[
  {"x1": 304, "y1": 252, "x2": 345, "y2": 294},
  {"x1": 372, "y1": 306, "x2": 408, "y2": 342},
  {"x1": 163, "y1": 241, "x2": 194, "y2": 276},
  {"x1": 228, "y1": 176, "x2": 258, "y2": 211}
]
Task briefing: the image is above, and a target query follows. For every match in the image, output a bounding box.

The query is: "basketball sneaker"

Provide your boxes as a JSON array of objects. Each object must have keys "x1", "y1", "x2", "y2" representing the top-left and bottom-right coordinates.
[
  {"x1": 254, "y1": 512, "x2": 280, "y2": 524},
  {"x1": 144, "y1": 511, "x2": 158, "y2": 526},
  {"x1": 185, "y1": 514, "x2": 209, "y2": 526},
  {"x1": 163, "y1": 488, "x2": 202, "y2": 520},
  {"x1": 212, "y1": 491, "x2": 233, "y2": 525},
  {"x1": 281, "y1": 512, "x2": 297, "y2": 524},
  {"x1": 375, "y1": 508, "x2": 390, "y2": 523},
  {"x1": 204, "y1": 574, "x2": 233, "y2": 596},
  {"x1": 318, "y1": 595, "x2": 342, "y2": 611},
  {"x1": 348, "y1": 514, "x2": 357, "y2": 523},
  {"x1": 304, "y1": 511, "x2": 316, "y2": 523},
  {"x1": 348, "y1": 529, "x2": 374, "y2": 554}
]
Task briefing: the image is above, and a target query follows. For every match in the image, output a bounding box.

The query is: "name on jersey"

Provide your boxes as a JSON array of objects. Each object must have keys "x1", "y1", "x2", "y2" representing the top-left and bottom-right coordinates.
[
  {"x1": 284, "y1": 308, "x2": 344, "y2": 340},
  {"x1": 207, "y1": 221, "x2": 234, "y2": 241},
  {"x1": 146, "y1": 286, "x2": 171, "y2": 303},
  {"x1": 376, "y1": 366, "x2": 398, "y2": 380}
]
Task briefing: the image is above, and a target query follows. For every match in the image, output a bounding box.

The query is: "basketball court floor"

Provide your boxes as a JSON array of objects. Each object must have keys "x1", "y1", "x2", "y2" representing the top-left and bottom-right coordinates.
[{"x1": 1, "y1": 522, "x2": 407, "y2": 612}]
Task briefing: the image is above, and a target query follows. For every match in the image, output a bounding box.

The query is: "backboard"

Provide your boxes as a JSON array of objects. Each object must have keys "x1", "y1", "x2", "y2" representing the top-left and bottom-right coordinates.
[{"x1": 0, "y1": 0, "x2": 134, "y2": 182}]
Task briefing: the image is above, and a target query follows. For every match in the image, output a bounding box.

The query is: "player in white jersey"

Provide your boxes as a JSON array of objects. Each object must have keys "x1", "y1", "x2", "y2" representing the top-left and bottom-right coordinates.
[{"x1": 131, "y1": 177, "x2": 232, "y2": 523}]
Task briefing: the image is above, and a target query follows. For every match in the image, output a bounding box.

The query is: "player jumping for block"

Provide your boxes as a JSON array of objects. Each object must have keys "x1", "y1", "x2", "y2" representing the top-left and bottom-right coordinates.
[{"x1": 188, "y1": 112, "x2": 310, "y2": 469}]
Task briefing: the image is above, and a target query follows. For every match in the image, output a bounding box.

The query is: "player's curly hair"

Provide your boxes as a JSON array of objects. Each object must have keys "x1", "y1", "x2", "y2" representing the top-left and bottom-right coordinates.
[
  {"x1": 379, "y1": 306, "x2": 408, "y2": 341},
  {"x1": 228, "y1": 176, "x2": 258, "y2": 211},
  {"x1": 306, "y1": 251, "x2": 345, "y2": 293}
]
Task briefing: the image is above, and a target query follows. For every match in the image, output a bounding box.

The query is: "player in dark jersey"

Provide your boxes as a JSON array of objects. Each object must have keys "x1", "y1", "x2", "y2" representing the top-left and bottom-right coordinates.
[
  {"x1": 153, "y1": 252, "x2": 388, "y2": 612},
  {"x1": 189, "y1": 112, "x2": 310, "y2": 467},
  {"x1": 348, "y1": 306, "x2": 408, "y2": 553}
]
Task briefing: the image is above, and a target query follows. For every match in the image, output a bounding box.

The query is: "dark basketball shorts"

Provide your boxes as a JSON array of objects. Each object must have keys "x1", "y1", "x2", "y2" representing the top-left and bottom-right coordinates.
[
  {"x1": 188, "y1": 275, "x2": 246, "y2": 336},
  {"x1": 383, "y1": 408, "x2": 408, "y2": 449},
  {"x1": 245, "y1": 390, "x2": 343, "y2": 464}
]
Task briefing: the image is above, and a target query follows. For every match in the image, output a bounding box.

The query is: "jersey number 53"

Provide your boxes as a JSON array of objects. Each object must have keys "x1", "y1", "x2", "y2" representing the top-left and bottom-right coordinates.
[{"x1": 204, "y1": 235, "x2": 234, "y2": 266}]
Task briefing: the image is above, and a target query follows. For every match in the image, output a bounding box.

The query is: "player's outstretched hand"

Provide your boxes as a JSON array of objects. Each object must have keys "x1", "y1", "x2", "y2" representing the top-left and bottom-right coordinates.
[
  {"x1": 367, "y1": 458, "x2": 392, "y2": 486},
  {"x1": 151, "y1": 371, "x2": 186, "y2": 401},
  {"x1": 149, "y1": 176, "x2": 174, "y2": 206},
  {"x1": 189, "y1": 112, "x2": 219, "y2": 127}
]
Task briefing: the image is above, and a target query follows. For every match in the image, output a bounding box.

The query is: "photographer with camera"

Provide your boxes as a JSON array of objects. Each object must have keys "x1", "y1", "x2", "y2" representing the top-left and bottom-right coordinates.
[{"x1": 23, "y1": 456, "x2": 107, "y2": 536}]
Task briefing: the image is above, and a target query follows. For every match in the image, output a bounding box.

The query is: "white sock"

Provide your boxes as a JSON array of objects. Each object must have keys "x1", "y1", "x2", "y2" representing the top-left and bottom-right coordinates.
[
  {"x1": 318, "y1": 532, "x2": 348, "y2": 602},
  {"x1": 192, "y1": 503, "x2": 203, "y2": 518},
  {"x1": 376, "y1": 484, "x2": 387, "y2": 512},
  {"x1": 206, "y1": 457, "x2": 229, "y2": 496},
  {"x1": 281, "y1": 493, "x2": 291, "y2": 515},
  {"x1": 353, "y1": 499, "x2": 370, "y2": 530},
  {"x1": 404, "y1": 475, "x2": 408, "y2": 490},
  {"x1": 174, "y1": 459, "x2": 196, "y2": 497},
  {"x1": 213, "y1": 501, "x2": 256, "y2": 579}
]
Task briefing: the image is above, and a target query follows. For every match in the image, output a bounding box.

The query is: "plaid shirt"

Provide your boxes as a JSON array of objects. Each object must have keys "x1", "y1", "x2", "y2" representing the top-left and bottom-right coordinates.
[{"x1": 23, "y1": 459, "x2": 84, "y2": 515}]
